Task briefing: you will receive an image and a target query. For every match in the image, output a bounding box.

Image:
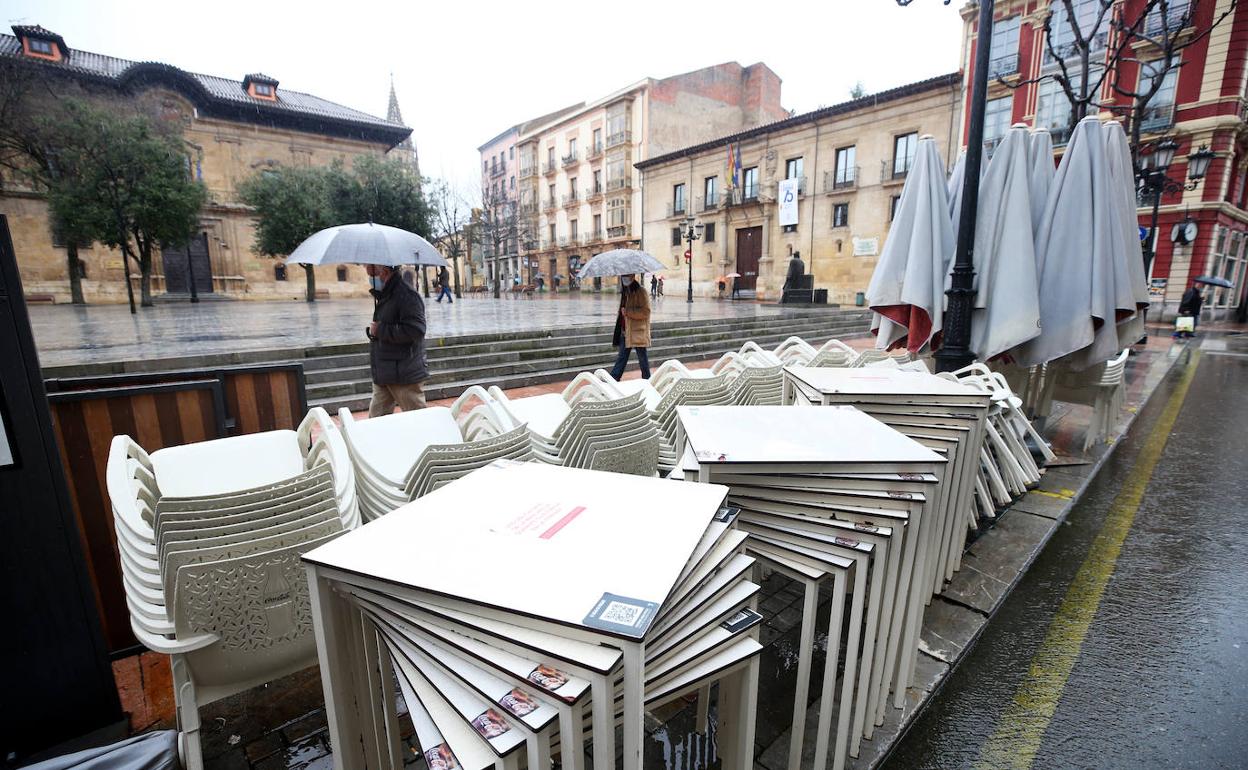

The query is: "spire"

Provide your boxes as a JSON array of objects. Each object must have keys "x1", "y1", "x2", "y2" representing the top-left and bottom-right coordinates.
[{"x1": 386, "y1": 75, "x2": 420, "y2": 179}]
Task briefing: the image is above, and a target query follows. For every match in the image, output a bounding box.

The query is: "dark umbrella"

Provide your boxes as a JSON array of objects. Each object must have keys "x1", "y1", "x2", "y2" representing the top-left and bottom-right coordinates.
[{"x1": 1192, "y1": 275, "x2": 1233, "y2": 288}]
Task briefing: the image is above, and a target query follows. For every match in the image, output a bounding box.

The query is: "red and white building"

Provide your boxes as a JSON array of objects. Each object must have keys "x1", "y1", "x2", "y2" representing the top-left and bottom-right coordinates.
[{"x1": 960, "y1": 0, "x2": 1248, "y2": 319}]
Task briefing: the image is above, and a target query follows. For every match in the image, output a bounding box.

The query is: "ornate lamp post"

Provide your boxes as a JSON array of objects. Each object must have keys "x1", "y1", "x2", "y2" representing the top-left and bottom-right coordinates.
[
  {"x1": 1139, "y1": 138, "x2": 1214, "y2": 277},
  {"x1": 679, "y1": 216, "x2": 704, "y2": 303},
  {"x1": 898, "y1": 0, "x2": 990, "y2": 372}
]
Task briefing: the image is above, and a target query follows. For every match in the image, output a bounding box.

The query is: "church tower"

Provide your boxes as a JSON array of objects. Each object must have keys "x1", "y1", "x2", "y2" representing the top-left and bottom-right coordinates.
[{"x1": 387, "y1": 76, "x2": 420, "y2": 179}]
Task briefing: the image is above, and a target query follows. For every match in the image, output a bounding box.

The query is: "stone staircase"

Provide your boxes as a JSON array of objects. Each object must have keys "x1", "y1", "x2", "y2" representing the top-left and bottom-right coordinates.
[{"x1": 306, "y1": 309, "x2": 871, "y2": 413}]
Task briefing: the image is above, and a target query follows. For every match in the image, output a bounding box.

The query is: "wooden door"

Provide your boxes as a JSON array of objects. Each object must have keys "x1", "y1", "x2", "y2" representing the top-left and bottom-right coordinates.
[
  {"x1": 161, "y1": 232, "x2": 213, "y2": 294},
  {"x1": 735, "y1": 226, "x2": 762, "y2": 290}
]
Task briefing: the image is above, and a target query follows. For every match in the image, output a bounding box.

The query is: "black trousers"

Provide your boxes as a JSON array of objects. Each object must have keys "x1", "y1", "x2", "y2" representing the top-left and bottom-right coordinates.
[{"x1": 610, "y1": 346, "x2": 650, "y2": 380}]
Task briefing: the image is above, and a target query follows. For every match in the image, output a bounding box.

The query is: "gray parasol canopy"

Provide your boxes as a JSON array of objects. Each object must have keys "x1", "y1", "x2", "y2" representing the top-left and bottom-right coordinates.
[
  {"x1": 1027, "y1": 128, "x2": 1055, "y2": 239},
  {"x1": 867, "y1": 135, "x2": 954, "y2": 353},
  {"x1": 576, "y1": 248, "x2": 665, "y2": 279},
  {"x1": 285, "y1": 222, "x2": 447, "y2": 268},
  {"x1": 960, "y1": 123, "x2": 1041, "y2": 361},
  {"x1": 1015, "y1": 116, "x2": 1125, "y2": 369},
  {"x1": 1104, "y1": 121, "x2": 1150, "y2": 344}
]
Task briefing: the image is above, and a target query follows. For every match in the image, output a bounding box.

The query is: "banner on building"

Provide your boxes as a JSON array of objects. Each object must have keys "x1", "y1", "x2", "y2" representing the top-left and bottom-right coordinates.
[{"x1": 778, "y1": 178, "x2": 799, "y2": 227}]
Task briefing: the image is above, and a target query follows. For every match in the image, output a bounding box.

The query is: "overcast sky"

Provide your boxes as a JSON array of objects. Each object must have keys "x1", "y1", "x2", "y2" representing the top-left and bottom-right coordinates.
[{"x1": 5, "y1": 0, "x2": 965, "y2": 191}]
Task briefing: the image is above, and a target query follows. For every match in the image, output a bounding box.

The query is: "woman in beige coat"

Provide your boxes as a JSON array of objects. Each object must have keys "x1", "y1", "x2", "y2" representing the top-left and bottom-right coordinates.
[{"x1": 609, "y1": 274, "x2": 652, "y2": 379}]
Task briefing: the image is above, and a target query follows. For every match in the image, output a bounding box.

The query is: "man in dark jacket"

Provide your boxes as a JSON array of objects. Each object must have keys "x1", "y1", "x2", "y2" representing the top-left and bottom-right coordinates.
[
  {"x1": 365, "y1": 264, "x2": 429, "y2": 416},
  {"x1": 1176, "y1": 285, "x2": 1203, "y2": 339}
]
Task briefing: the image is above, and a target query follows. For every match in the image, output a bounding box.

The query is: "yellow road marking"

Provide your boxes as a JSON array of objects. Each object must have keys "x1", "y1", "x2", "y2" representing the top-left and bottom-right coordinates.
[
  {"x1": 974, "y1": 352, "x2": 1201, "y2": 770},
  {"x1": 1033, "y1": 489, "x2": 1075, "y2": 500}
]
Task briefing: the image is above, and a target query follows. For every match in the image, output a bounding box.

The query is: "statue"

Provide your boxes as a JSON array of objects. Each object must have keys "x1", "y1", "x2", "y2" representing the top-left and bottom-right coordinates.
[{"x1": 783, "y1": 251, "x2": 806, "y2": 292}]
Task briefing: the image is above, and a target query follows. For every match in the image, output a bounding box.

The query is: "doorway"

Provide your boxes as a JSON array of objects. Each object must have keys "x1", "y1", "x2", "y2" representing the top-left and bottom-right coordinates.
[
  {"x1": 161, "y1": 232, "x2": 213, "y2": 294},
  {"x1": 735, "y1": 226, "x2": 762, "y2": 290}
]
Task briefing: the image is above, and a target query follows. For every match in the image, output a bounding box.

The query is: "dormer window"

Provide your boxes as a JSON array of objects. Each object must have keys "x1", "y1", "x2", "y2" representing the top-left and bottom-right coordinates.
[
  {"x1": 12, "y1": 24, "x2": 67, "y2": 62},
  {"x1": 242, "y1": 73, "x2": 279, "y2": 101}
]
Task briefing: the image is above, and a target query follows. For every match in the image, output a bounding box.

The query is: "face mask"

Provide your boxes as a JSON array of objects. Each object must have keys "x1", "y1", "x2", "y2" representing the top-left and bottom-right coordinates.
[{"x1": 369, "y1": 276, "x2": 385, "y2": 291}]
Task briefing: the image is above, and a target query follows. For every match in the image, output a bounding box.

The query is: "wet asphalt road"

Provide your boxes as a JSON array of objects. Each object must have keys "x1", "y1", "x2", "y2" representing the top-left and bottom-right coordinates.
[{"x1": 884, "y1": 341, "x2": 1248, "y2": 770}]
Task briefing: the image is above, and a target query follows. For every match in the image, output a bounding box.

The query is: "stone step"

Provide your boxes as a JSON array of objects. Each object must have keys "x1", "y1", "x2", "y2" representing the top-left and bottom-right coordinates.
[
  {"x1": 300, "y1": 317, "x2": 865, "y2": 386},
  {"x1": 302, "y1": 318, "x2": 870, "y2": 395},
  {"x1": 308, "y1": 327, "x2": 871, "y2": 413}
]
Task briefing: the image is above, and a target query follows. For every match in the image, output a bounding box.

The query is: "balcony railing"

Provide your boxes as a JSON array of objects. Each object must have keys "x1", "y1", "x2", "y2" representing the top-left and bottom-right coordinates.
[
  {"x1": 562, "y1": 192, "x2": 580, "y2": 207},
  {"x1": 988, "y1": 53, "x2": 1019, "y2": 79},
  {"x1": 586, "y1": 229, "x2": 604, "y2": 243},
  {"x1": 606, "y1": 223, "x2": 632, "y2": 239},
  {"x1": 543, "y1": 198, "x2": 558, "y2": 211},
  {"x1": 606, "y1": 177, "x2": 632, "y2": 192},
  {"x1": 1146, "y1": 2, "x2": 1190, "y2": 36},
  {"x1": 519, "y1": 164, "x2": 537, "y2": 180},
  {"x1": 1139, "y1": 103, "x2": 1175, "y2": 133},
  {"x1": 542, "y1": 162, "x2": 559, "y2": 175},
  {"x1": 561, "y1": 150, "x2": 580, "y2": 168},
  {"x1": 586, "y1": 143, "x2": 604, "y2": 160},
  {"x1": 606, "y1": 130, "x2": 632, "y2": 149},
  {"x1": 585, "y1": 185, "x2": 604, "y2": 201},
  {"x1": 666, "y1": 201, "x2": 688, "y2": 218},
  {"x1": 824, "y1": 167, "x2": 859, "y2": 192},
  {"x1": 777, "y1": 176, "x2": 807, "y2": 197},
  {"x1": 697, "y1": 193, "x2": 719, "y2": 212},
  {"x1": 882, "y1": 159, "x2": 909, "y2": 182},
  {"x1": 490, "y1": 162, "x2": 506, "y2": 178}
]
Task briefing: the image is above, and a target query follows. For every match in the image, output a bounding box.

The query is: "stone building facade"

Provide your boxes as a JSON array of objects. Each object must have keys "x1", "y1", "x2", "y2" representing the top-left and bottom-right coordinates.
[
  {"x1": 0, "y1": 24, "x2": 415, "y2": 303},
  {"x1": 636, "y1": 74, "x2": 962, "y2": 302},
  {"x1": 961, "y1": 0, "x2": 1248, "y2": 319},
  {"x1": 480, "y1": 62, "x2": 788, "y2": 292}
]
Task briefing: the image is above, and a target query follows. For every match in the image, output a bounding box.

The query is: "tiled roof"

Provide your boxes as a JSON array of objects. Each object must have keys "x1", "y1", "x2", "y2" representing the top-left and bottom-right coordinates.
[
  {"x1": 635, "y1": 72, "x2": 962, "y2": 170},
  {"x1": 0, "y1": 32, "x2": 410, "y2": 145}
]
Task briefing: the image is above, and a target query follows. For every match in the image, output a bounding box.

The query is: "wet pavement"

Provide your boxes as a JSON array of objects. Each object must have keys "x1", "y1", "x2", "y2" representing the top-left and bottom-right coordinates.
[
  {"x1": 883, "y1": 335, "x2": 1248, "y2": 769},
  {"x1": 27, "y1": 293, "x2": 818, "y2": 368}
]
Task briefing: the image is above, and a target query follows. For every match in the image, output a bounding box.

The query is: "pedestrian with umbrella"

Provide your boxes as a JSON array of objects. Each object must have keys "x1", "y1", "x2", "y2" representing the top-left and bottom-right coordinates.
[
  {"x1": 578, "y1": 249, "x2": 664, "y2": 380},
  {"x1": 286, "y1": 222, "x2": 447, "y2": 416}
]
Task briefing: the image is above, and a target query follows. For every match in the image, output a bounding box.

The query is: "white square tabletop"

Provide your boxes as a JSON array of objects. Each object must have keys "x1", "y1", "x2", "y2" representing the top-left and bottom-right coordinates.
[{"x1": 784, "y1": 367, "x2": 988, "y2": 404}]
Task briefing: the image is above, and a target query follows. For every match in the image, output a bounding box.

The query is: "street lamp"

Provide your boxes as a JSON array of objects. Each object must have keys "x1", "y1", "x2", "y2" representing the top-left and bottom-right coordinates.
[
  {"x1": 679, "y1": 216, "x2": 704, "y2": 303},
  {"x1": 1138, "y1": 138, "x2": 1214, "y2": 278},
  {"x1": 898, "y1": 0, "x2": 987, "y2": 371}
]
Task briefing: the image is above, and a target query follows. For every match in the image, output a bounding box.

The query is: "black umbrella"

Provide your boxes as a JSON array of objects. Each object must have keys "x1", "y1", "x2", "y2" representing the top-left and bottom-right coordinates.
[{"x1": 1192, "y1": 275, "x2": 1233, "y2": 288}]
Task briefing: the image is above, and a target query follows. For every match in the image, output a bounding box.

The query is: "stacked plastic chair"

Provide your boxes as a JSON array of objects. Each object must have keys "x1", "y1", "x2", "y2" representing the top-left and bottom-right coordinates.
[
  {"x1": 462, "y1": 375, "x2": 660, "y2": 476},
  {"x1": 106, "y1": 407, "x2": 357, "y2": 770},
  {"x1": 1049, "y1": 348, "x2": 1130, "y2": 451},
  {"x1": 338, "y1": 402, "x2": 532, "y2": 523}
]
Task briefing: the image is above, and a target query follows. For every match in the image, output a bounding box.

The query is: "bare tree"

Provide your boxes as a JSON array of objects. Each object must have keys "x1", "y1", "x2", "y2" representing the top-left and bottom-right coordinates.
[
  {"x1": 428, "y1": 179, "x2": 470, "y2": 298},
  {"x1": 998, "y1": 0, "x2": 1235, "y2": 165},
  {"x1": 475, "y1": 181, "x2": 528, "y2": 299}
]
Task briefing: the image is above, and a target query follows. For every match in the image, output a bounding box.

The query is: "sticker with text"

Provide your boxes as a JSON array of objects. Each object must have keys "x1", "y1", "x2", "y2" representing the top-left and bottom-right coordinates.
[
  {"x1": 499, "y1": 688, "x2": 539, "y2": 718},
  {"x1": 424, "y1": 744, "x2": 460, "y2": 770},
  {"x1": 471, "y1": 709, "x2": 512, "y2": 739},
  {"x1": 583, "y1": 592, "x2": 659, "y2": 637},
  {"x1": 719, "y1": 608, "x2": 762, "y2": 634},
  {"x1": 527, "y1": 664, "x2": 570, "y2": 692}
]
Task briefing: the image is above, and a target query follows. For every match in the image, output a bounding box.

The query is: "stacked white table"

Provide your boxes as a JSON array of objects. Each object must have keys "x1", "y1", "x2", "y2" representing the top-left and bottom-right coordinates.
[
  {"x1": 675, "y1": 405, "x2": 944, "y2": 770},
  {"x1": 303, "y1": 461, "x2": 762, "y2": 770},
  {"x1": 783, "y1": 367, "x2": 990, "y2": 602}
]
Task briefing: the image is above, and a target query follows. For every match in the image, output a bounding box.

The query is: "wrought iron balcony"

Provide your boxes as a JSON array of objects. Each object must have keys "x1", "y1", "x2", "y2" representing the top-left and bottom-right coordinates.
[
  {"x1": 518, "y1": 165, "x2": 537, "y2": 180},
  {"x1": 777, "y1": 176, "x2": 807, "y2": 197},
  {"x1": 543, "y1": 198, "x2": 558, "y2": 211},
  {"x1": 490, "y1": 162, "x2": 506, "y2": 178},
  {"x1": 606, "y1": 177, "x2": 632, "y2": 192},
  {"x1": 824, "y1": 167, "x2": 859, "y2": 192},
  {"x1": 606, "y1": 223, "x2": 632, "y2": 238},
  {"x1": 542, "y1": 161, "x2": 559, "y2": 176},
  {"x1": 698, "y1": 193, "x2": 719, "y2": 212},
  {"x1": 666, "y1": 201, "x2": 688, "y2": 218},
  {"x1": 585, "y1": 185, "x2": 604, "y2": 201},
  {"x1": 1139, "y1": 103, "x2": 1175, "y2": 133},
  {"x1": 561, "y1": 150, "x2": 580, "y2": 168},
  {"x1": 606, "y1": 130, "x2": 632, "y2": 149},
  {"x1": 586, "y1": 143, "x2": 604, "y2": 161},
  {"x1": 882, "y1": 159, "x2": 909, "y2": 182},
  {"x1": 586, "y1": 229, "x2": 604, "y2": 243},
  {"x1": 988, "y1": 53, "x2": 1019, "y2": 79},
  {"x1": 562, "y1": 191, "x2": 580, "y2": 207},
  {"x1": 1146, "y1": 1, "x2": 1190, "y2": 36}
]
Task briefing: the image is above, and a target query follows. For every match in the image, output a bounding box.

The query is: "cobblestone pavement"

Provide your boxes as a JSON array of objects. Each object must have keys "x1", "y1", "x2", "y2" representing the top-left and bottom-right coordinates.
[{"x1": 29, "y1": 293, "x2": 821, "y2": 368}]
